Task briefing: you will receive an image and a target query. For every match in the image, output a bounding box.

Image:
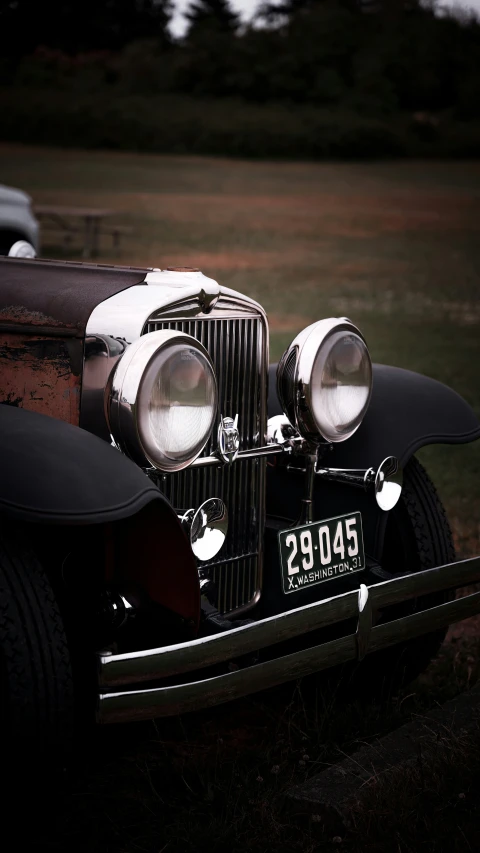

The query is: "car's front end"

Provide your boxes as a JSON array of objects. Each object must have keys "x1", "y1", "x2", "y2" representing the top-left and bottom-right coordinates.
[
  {"x1": 79, "y1": 264, "x2": 480, "y2": 723},
  {"x1": 0, "y1": 256, "x2": 479, "y2": 745},
  {"x1": 83, "y1": 266, "x2": 270, "y2": 622}
]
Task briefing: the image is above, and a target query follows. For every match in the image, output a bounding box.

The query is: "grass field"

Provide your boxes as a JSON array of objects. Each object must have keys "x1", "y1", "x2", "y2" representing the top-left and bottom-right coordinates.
[
  {"x1": 2, "y1": 145, "x2": 480, "y2": 852},
  {"x1": 3, "y1": 143, "x2": 479, "y2": 551}
]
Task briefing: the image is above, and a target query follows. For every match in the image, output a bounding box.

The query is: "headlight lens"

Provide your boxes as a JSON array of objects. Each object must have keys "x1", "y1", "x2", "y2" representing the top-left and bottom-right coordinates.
[
  {"x1": 277, "y1": 319, "x2": 372, "y2": 443},
  {"x1": 139, "y1": 343, "x2": 216, "y2": 467},
  {"x1": 312, "y1": 330, "x2": 372, "y2": 441},
  {"x1": 109, "y1": 330, "x2": 217, "y2": 472}
]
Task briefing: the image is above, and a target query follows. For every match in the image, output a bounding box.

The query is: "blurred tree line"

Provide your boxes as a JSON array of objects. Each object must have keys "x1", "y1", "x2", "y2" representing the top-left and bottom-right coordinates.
[
  {"x1": 1, "y1": 0, "x2": 479, "y2": 117},
  {"x1": 1, "y1": 0, "x2": 479, "y2": 157}
]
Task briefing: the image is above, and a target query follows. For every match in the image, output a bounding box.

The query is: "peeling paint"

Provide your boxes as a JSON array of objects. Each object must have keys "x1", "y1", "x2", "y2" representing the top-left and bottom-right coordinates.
[
  {"x1": 0, "y1": 304, "x2": 76, "y2": 329},
  {"x1": 0, "y1": 338, "x2": 73, "y2": 372},
  {"x1": 0, "y1": 333, "x2": 81, "y2": 424}
]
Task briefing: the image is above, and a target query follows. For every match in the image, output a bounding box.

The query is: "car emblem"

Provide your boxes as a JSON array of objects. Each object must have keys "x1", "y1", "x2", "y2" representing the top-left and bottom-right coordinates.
[{"x1": 218, "y1": 414, "x2": 240, "y2": 464}]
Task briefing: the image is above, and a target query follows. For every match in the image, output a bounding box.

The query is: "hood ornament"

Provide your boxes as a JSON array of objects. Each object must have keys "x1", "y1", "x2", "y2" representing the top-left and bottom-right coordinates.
[
  {"x1": 199, "y1": 281, "x2": 220, "y2": 313},
  {"x1": 218, "y1": 414, "x2": 240, "y2": 464}
]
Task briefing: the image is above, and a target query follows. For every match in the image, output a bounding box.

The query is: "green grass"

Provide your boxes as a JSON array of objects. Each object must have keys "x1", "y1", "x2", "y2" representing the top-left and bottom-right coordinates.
[
  {"x1": 3, "y1": 144, "x2": 478, "y2": 551},
  {"x1": 2, "y1": 145, "x2": 480, "y2": 850}
]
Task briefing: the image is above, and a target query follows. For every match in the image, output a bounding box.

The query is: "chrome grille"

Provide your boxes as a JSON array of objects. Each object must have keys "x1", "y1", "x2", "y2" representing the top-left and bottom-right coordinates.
[{"x1": 144, "y1": 302, "x2": 267, "y2": 616}]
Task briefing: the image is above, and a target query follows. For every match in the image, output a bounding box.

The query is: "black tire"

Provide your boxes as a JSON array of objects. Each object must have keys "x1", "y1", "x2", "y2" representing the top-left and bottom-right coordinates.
[
  {"x1": 357, "y1": 455, "x2": 455, "y2": 692},
  {"x1": 0, "y1": 523, "x2": 74, "y2": 772}
]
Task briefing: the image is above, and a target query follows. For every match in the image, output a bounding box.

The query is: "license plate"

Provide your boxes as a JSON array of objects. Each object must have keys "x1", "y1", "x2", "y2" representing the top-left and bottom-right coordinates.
[{"x1": 278, "y1": 511, "x2": 365, "y2": 594}]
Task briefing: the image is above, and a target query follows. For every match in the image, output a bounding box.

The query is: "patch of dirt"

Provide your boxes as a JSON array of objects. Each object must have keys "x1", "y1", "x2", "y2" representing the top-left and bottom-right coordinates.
[
  {"x1": 32, "y1": 189, "x2": 480, "y2": 237},
  {"x1": 325, "y1": 292, "x2": 480, "y2": 325},
  {"x1": 447, "y1": 612, "x2": 480, "y2": 643},
  {"x1": 141, "y1": 249, "x2": 289, "y2": 271},
  {"x1": 267, "y1": 313, "x2": 312, "y2": 332}
]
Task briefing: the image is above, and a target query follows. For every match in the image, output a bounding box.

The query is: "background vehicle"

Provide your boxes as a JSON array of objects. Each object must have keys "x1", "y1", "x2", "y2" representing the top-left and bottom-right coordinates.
[
  {"x1": 0, "y1": 184, "x2": 39, "y2": 255},
  {"x1": 0, "y1": 256, "x2": 479, "y2": 765}
]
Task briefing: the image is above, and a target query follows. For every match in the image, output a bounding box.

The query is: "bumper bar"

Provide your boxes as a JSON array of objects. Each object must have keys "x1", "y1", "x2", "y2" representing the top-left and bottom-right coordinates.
[{"x1": 98, "y1": 555, "x2": 480, "y2": 724}]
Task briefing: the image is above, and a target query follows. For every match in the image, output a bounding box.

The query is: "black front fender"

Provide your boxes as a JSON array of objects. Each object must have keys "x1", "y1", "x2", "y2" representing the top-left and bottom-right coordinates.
[
  {"x1": 0, "y1": 404, "x2": 169, "y2": 525},
  {"x1": 269, "y1": 363, "x2": 480, "y2": 469},
  {"x1": 264, "y1": 363, "x2": 479, "y2": 611}
]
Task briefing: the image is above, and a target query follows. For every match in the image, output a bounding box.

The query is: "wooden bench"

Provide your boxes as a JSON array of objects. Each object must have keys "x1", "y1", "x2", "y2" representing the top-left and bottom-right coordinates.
[
  {"x1": 40, "y1": 226, "x2": 80, "y2": 251},
  {"x1": 101, "y1": 224, "x2": 134, "y2": 254},
  {"x1": 35, "y1": 205, "x2": 133, "y2": 258},
  {"x1": 40, "y1": 224, "x2": 133, "y2": 256}
]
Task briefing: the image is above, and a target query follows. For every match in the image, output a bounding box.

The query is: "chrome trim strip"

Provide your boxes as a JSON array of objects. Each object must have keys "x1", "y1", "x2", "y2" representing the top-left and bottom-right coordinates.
[
  {"x1": 190, "y1": 444, "x2": 284, "y2": 467},
  {"x1": 355, "y1": 584, "x2": 372, "y2": 661},
  {"x1": 99, "y1": 555, "x2": 480, "y2": 689},
  {"x1": 99, "y1": 586, "x2": 357, "y2": 688},
  {"x1": 98, "y1": 574, "x2": 480, "y2": 723},
  {"x1": 99, "y1": 636, "x2": 356, "y2": 723}
]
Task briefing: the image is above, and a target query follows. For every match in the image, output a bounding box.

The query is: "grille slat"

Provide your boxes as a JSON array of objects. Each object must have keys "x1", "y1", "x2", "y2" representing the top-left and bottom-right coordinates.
[
  {"x1": 243, "y1": 321, "x2": 250, "y2": 451},
  {"x1": 145, "y1": 306, "x2": 266, "y2": 615}
]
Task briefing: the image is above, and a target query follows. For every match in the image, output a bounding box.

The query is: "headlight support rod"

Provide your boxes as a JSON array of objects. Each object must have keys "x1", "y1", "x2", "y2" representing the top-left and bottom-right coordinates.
[{"x1": 294, "y1": 449, "x2": 318, "y2": 526}]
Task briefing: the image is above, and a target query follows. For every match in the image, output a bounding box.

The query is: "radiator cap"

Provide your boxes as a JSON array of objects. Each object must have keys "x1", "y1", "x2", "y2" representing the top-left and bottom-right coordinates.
[{"x1": 166, "y1": 266, "x2": 200, "y2": 272}]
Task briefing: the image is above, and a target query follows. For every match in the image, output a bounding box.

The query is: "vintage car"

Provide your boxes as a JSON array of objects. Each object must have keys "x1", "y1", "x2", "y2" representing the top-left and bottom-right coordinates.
[
  {"x1": 0, "y1": 183, "x2": 39, "y2": 256},
  {"x1": 0, "y1": 255, "x2": 479, "y2": 766}
]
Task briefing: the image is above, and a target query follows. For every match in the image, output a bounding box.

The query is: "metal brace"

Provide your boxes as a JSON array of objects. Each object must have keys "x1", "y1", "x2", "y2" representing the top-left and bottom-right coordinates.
[{"x1": 356, "y1": 584, "x2": 372, "y2": 661}]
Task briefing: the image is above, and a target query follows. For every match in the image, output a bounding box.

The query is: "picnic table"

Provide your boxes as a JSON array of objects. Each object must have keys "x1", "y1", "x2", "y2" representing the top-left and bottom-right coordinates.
[{"x1": 34, "y1": 204, "x2": 129, "y2": 258}]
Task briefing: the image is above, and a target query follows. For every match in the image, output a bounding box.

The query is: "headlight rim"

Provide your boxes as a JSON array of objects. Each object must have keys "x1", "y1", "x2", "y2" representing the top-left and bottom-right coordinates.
[
  {"x1": 277, "y1": 317, "x2": 373, "y2": 445},
  {"x1": 108, "y1": 329, "x2": 218, "y2": 473}
]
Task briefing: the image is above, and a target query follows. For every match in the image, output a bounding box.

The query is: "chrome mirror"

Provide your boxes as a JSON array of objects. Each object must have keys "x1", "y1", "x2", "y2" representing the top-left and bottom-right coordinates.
[{"x1": 179, "y1": 498, "x2": 228, "y2": 561}]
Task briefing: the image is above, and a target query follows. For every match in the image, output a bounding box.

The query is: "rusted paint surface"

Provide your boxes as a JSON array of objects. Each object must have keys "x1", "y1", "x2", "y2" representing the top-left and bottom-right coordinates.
[
  {"x1": 0, "y1": 303, "x2": 75, "y2": 329},
  {"x1": 0, "y1": 332, "x2": 81, "y2": 424},
  {"x1": 0, "y1": 259, "x2": 149, "y2": 426}
]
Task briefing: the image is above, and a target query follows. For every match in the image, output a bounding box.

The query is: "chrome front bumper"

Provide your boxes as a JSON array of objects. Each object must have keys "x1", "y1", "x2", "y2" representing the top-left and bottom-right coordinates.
[{"x1": 98, "y1": 556, "x2": 480, "y2": 724}]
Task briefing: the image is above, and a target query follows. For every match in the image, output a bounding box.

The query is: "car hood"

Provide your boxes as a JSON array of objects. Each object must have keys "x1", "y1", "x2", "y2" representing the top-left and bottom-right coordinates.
[{"x1": 0, "y1": 257, "x2": 148, "y2": 336}]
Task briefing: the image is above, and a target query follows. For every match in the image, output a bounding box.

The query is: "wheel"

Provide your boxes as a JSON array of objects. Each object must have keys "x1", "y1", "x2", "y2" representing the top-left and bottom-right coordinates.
[
  {"x1": 297, "y1": 456, "x2": 455, "y2": 704},
  {"x1": 357, "y1": 455, "x2": 455, "y2": 693},
  {"x1": 0, "y1": 523, "x2": 74, "y2": 774}
]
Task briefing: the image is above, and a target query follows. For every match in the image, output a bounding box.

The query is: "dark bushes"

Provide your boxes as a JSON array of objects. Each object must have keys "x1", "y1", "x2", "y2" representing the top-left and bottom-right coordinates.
[
  {"x1": 1, "y1": 85, "x2": 479, "y2": 160},
  {"x1": 1, "y1": 2, "x2": 480, "y2": 160}
]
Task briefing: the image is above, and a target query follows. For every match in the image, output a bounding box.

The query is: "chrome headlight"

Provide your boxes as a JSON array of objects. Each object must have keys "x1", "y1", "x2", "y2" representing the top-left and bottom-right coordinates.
[
  {"x1": 277, "y1": 318, "x2": 372, "y2": 443},
  {"x1": 109, "y1": 330, "x2": 217, "y2": 472}
]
